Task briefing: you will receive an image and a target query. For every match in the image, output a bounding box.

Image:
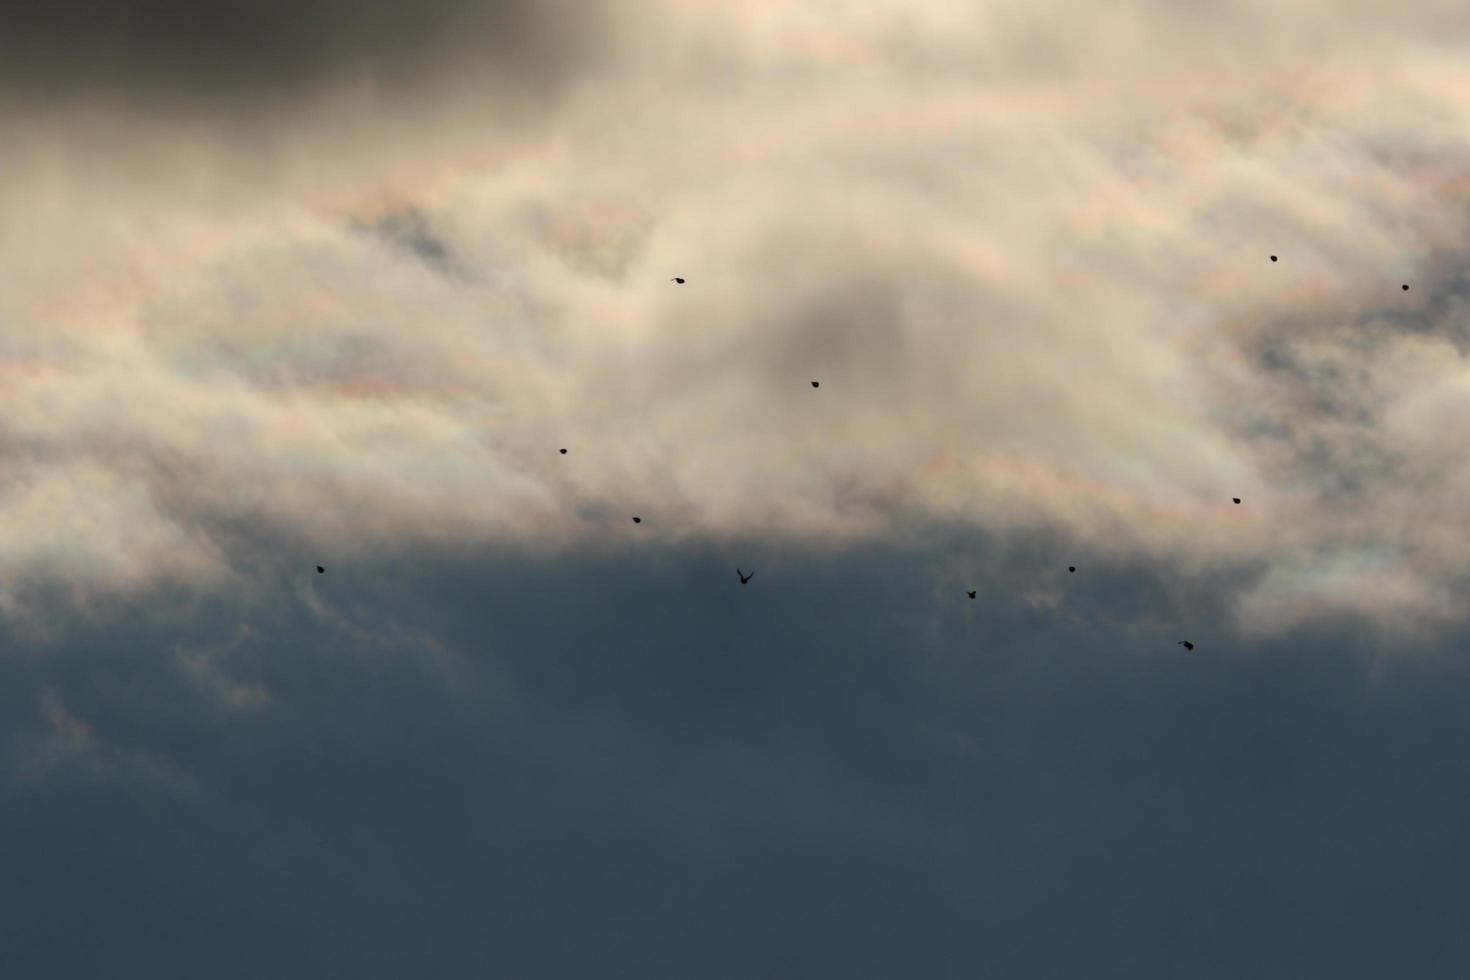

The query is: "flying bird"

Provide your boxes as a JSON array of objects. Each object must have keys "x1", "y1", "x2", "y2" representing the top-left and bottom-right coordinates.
[
  {"x1": 559, "y1": 448, "x2": 568, "y2": 454},
  {"x1": 738, "y1": 568, "x2": 754, "y2": 585},
  {"x1": 671, "y1": 277, "x2": 685, "y2": 284},
  {"x1": 1068, "y1": 566, "x2": 1076, "y2": 573},
  {"x1": 1270, "y1": 255, "x2": 1278, "y2": 262},
  {"x1": 1177, "y1": 640, "x2": 1195, "y2": 651},
  {"x1": 1232, "y1": 497, "x2": 1241, "y2": 504},
  {"x1": 967, "y1": 590, "x2": 976, "y2": 599},
  {"x1": 1402, "y1": 284, "x2": 1410, "y2": 291},
  {"x1": 632, "y1": 516, "x2": 642, "y2": 524},
  {"x1": 316, "y1": 566, "x2": 325, "y2": 574},
  {"x1": 811, "y1": 381, "x2": 820, "y2": 388}
]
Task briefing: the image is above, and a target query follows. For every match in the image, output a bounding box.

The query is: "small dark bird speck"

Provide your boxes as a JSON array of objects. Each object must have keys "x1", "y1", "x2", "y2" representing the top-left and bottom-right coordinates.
[
  {"x1": 1403, "y1": 284, "x2": 1410, "y2": 291},
  {"x1": 1270, "y1": 255, "x2": 1278, "y2": 262},
  {"x1": 632, "y1": 516, "x2": 642, "y2": 524},
  {"x1": 316, "y1": 566, "x2": 325, "y2": 574},
  {"x1": 811, "y1": 381, "x2": 820, "y2": 388},
  {"x1": 1232, "y1": 497, "x2": 1241, "y2": 504},
  {"x1": 738, "y1": 568, "x2": 754, "y2": 585},
  {"x1": 559, "y1": 448, "x2": 567, "y2": 454},
  {"x1": 1068, "y1": 566, "x2": 1076, "y2": 573},
  {"x1": 967, "y1": 590, "x2": 977, "y2": 599},
  {"x1": 1178, "y1": 640, "x2": 1195, "y2": 651},
  {"x1": 671, "y1": 277, "x2": 685, "y2": 284}
]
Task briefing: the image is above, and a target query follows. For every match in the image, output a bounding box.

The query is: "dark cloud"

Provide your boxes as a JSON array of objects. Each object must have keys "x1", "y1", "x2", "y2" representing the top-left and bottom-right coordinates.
[
  {"x1": 1355, "y1": 263, "x2": 1470, "y2": 355},
  {"x1": 0, "y1": 0, "x2": 611, "y2": 106},
  {"x1": 364, "y1": 207, "x2": 456, "y2": 276},
  {"x1": 3, "y1": 535, "x2": 1470, "y2": 977}
]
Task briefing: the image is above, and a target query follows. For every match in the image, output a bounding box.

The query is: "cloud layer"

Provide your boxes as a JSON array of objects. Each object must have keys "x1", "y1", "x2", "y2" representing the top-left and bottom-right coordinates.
[
  {"x1": 5, "y1": 541, "x2": 1470, "y2": 978},
  {"x1": 3, "y1": 1, "x2": 1470, "y2": 632},
  {"x1": 9, "y1": 7, "x2": 1470, "y2": 975}
]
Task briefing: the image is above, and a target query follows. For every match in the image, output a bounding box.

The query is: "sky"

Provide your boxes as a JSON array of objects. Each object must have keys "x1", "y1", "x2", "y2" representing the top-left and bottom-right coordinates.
[{"x1": 5, "y1": 1, "x2": 1470, "y2": 976}]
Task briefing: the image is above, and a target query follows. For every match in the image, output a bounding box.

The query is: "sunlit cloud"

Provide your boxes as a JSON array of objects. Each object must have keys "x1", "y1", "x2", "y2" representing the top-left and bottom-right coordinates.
[{"x1": 0, "y1": 0, "x2": 1468, "y2": 636}]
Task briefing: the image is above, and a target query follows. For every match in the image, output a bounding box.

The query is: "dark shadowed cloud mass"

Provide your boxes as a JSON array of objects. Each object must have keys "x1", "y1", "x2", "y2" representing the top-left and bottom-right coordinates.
[
  {"x1": 0, "y1": 0, "x2": 611, "y2": 106},
  {"x1": 5, "y1": 538, "x2": 1470, "y2": 978},
  {"x1": 3, "y1": 1, "x2": 1470, "y2": 976}
]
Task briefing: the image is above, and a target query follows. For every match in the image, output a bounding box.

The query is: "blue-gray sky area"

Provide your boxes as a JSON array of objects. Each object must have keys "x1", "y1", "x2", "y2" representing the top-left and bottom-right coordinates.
[{"x1": 5, "y1": 1, "x2": 1470, "y2": 976}]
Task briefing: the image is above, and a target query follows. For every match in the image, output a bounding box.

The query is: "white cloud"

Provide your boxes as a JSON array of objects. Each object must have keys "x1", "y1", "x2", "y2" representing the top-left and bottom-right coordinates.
[{"x1": 0, "y1": 0, "x2": 1468, "y2": 635}]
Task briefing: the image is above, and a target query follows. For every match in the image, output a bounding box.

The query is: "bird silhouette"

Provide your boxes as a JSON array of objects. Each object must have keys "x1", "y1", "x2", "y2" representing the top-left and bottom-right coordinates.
[
  {"x1": 738, "y1": 568, "x2": 754, "y2": 584},
  {"x1": 1270, "y1": 255, "x2": 1278, "y2": 262},
  {"x1": 316, "y1": 566, "x2": 325, "y2": 574},
  {"x1": 1232, "y1": 497, "x2": 1241, "y2": 504},
  {"x1": 559, "y1": 448, "x2": 568, "y2": 454},
  {"x1": 671, "y1": 277, "x2": 685, "y2": 284},
  {"x1": 811, "y1": 381, "x2": 820, "y2": 388},
  {"x1": 1177, "y1": 640, "x2": 1194, "y2": 651},
  {"x1": 1402, "y1": 284, "x2": 1410, "y2": 291},
  {"x1": 632, "y1": 516, "x2": 642, "y2": 524},
  {"x1": 1068, "y1": 565, "x2": 1076, "y2": 573},
  {"x1": 967, "y1": 590, "x2": 977, "y2": 599}
]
